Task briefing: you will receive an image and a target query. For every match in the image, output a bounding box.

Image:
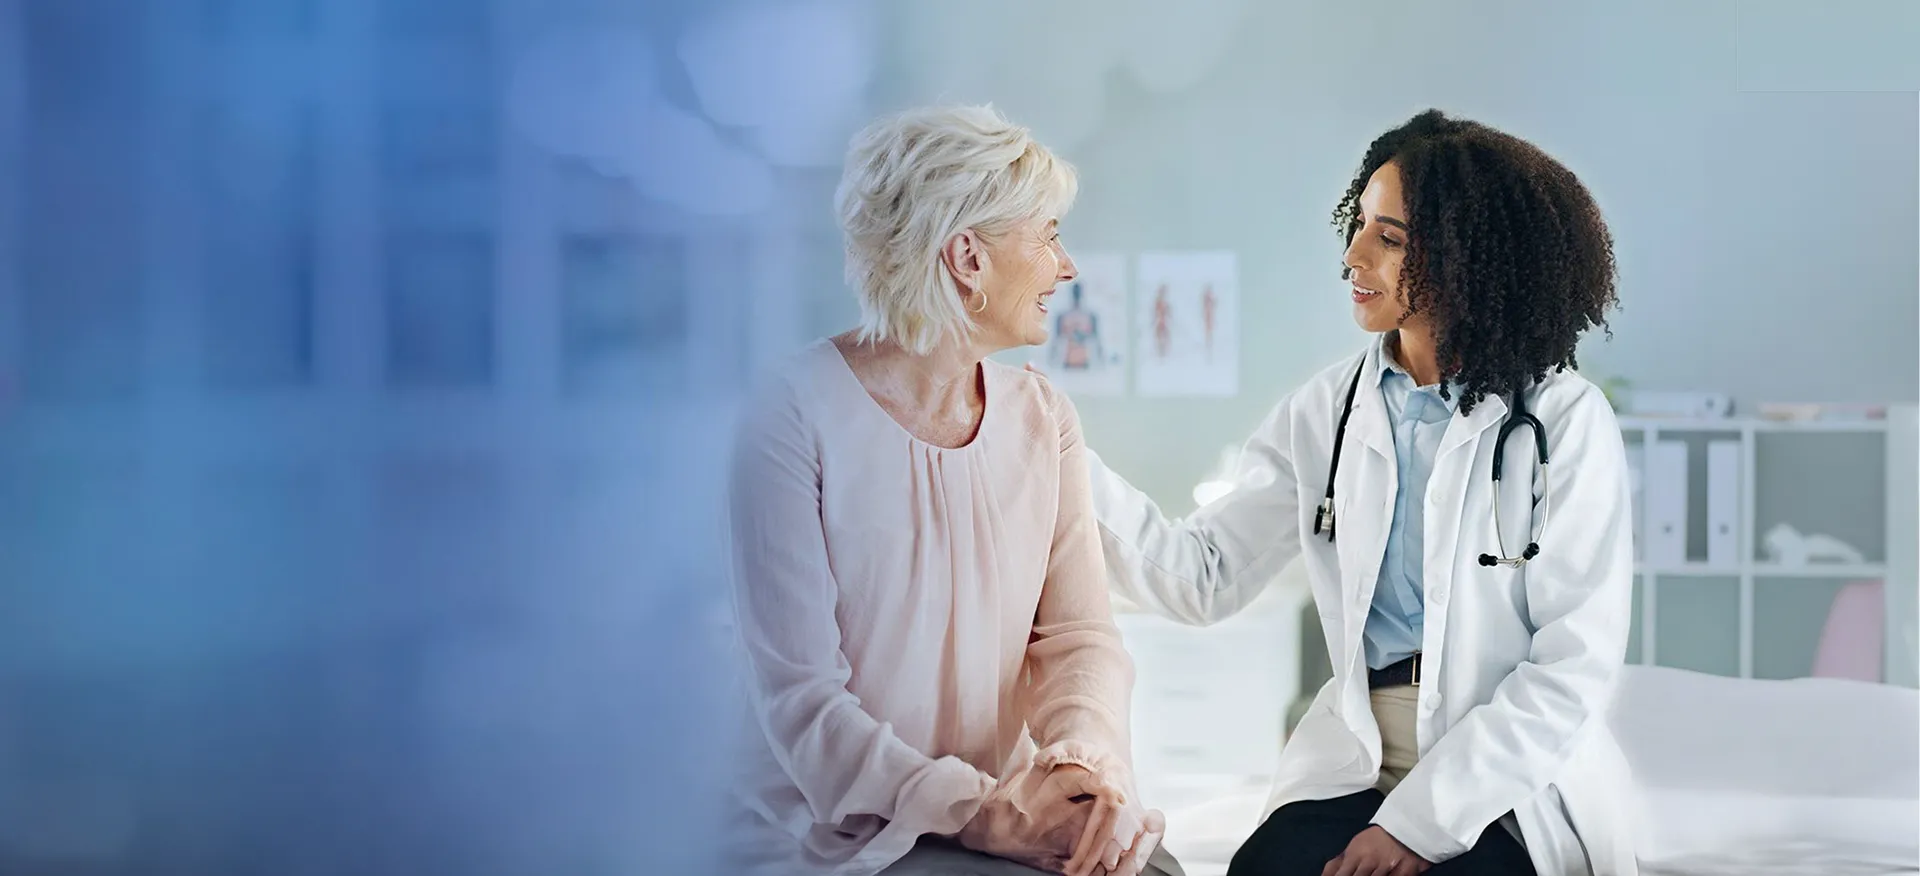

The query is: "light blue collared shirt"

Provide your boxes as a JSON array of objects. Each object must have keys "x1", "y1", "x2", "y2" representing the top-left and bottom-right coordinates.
[{"x1": 1364, "y1": 337, "x2": 1460, "y2": 671}]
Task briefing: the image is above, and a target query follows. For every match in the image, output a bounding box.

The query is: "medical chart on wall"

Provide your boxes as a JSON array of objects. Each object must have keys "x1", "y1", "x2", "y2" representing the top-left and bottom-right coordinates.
[
  {"x1": 1031, "y1": 252, "x2": 1128, "y2": 396},
  {"x1": 1133, "y1": 250, "x2": 1239, "y2": 397}
]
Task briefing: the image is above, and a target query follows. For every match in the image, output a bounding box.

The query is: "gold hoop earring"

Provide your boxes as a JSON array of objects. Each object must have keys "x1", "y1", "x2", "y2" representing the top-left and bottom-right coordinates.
[{"x1": 968, "y1": 288, "x2": 989, "y2": 314}]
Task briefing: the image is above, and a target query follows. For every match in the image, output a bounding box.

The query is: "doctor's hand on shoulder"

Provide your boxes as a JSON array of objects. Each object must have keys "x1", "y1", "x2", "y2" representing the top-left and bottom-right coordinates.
[{"x1": 1324, "y1": 825, "x2": 1432, "y2": 876}]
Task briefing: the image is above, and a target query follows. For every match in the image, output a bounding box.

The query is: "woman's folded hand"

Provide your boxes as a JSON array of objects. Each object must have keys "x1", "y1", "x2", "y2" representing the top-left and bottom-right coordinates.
[
  {"x1": 956, "y1": 760, "x2": 1119, "y2": 873},
  {"x1": 956, "y1": 757, "x2": 1165, "y2": 875},
  {"x1": 1026, "y1": 743, "x2": 1163, "y2": 875},
  {"x1": 1059, "y1": 768, "x2": 1163, "y2": 876}
]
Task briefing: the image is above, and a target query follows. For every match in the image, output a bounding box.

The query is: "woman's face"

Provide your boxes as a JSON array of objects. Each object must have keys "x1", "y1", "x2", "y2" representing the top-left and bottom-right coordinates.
[
  {"x1": 1343, "y1": 161, "x2": 1428, "y2": 335},
  {"x1": 971, "y1": 215, "x2": 1078, "y2": 349}
]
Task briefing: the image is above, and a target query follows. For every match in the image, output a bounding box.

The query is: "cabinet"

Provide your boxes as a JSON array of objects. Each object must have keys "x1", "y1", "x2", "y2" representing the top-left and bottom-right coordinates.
[
  {"x1": 1622, "y1": 411, "x2": 1919, "y2": 684},
  {"x1": 1114, "y1": 579, "x2": 1310, "y2": 815}
]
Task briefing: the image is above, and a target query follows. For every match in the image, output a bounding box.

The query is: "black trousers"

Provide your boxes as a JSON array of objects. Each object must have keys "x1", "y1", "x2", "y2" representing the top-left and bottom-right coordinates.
[{"x1": 1227, "y1": 790, "x2": 1536, "y2": 876}]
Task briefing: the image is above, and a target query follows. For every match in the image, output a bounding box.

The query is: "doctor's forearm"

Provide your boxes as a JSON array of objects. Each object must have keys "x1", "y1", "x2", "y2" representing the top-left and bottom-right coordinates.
[{"x1": 1084, "y1": 451, "x2": 1280, "y2": 624}]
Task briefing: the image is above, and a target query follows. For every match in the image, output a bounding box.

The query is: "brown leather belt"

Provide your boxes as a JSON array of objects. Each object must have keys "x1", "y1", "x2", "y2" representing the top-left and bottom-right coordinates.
[{"x1": 1368, "y1": 652, "x2": 1422, "y2": 688}]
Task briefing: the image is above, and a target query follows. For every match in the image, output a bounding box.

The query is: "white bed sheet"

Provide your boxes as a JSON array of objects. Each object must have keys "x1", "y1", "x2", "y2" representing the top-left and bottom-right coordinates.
[
  {"x1": 1149, "y1": 666, "x2": 1920, "y2": 875},
  {"x1": 1609, "y1": 666, "x2": 1920, "y2": 876},
  {"x1": 1633, "y1": 787, "x2": 1917, "y2": 876}
]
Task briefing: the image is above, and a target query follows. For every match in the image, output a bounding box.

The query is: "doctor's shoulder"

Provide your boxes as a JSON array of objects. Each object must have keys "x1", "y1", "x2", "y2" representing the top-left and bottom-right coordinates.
[
  {"x1": 1529, "y1": 367, "x2": 1626, "y2": 447},
  {"x1": 1227, "y1": 349, "x2": 1374, "y2": 466},
  {"x1": 1271, "y1": 347, "x2": 1375, "y2": 423}
]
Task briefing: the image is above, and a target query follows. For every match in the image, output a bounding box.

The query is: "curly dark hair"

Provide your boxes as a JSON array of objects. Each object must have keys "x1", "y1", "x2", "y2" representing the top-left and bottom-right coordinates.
[{"x1": 1333, "y1": 109, "x2": 1619, "y2": 415}]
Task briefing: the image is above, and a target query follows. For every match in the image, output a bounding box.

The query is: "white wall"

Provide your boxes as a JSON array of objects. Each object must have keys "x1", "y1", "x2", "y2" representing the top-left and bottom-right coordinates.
[{"x1": 855, "y1": 0, "x2": 1919, "y2": 510}]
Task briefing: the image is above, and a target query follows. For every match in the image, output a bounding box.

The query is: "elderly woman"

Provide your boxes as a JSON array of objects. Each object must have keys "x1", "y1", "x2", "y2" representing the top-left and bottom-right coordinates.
[{"x1": 722, "y1": 105, "x2": 1179, "y2": 876}]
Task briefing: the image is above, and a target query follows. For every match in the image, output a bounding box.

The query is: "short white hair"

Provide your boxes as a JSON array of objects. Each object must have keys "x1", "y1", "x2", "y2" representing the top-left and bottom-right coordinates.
[{"x1": 834, "y1": 104, "x2": 1078, "y2": 354}]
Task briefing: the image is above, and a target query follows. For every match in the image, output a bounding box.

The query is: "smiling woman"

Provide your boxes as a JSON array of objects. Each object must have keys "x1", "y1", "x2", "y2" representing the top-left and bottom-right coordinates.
[
  {"x1": 1080, "y1": 109, "x2": 1637, "y2": 876},
  {"x1": 1334, "y1": 108, "x2": 1620, "y2": 416},
  {"x1": 719, "y1": 105, "x2": 1182, "y2": 876}
]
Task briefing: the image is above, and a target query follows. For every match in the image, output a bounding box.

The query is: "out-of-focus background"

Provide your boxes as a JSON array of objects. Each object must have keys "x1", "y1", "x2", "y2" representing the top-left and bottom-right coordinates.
[{"x1": 0, "y1": 1, "x2": 1913, "y2": 874}]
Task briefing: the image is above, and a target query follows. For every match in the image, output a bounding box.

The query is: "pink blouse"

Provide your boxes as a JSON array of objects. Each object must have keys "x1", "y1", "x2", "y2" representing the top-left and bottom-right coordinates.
[{"x1": 722, "y1": 339, "x2": 1137, "y2": 875}]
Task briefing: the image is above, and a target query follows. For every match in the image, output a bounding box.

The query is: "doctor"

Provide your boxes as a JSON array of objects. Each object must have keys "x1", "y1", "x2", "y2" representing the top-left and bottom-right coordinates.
[{"x1": 1086, "y1": 110, "x2": 1637, "y2": 876}]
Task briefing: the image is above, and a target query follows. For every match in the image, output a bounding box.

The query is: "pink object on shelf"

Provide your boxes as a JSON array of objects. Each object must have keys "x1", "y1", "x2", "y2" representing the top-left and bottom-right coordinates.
[{"x1": 1810, "y1": 579, "x2": 1884, "y2": 682}]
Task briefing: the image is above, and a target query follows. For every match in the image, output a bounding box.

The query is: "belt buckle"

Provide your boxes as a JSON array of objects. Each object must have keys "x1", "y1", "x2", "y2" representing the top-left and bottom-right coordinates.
[{"x1": 1411, "y1": 652, "x2": 1421, "y2": 687}]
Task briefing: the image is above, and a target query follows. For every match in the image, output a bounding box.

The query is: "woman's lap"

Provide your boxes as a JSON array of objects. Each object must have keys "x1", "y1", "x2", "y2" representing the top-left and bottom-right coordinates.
[{"x1": 882, "y1": 837, "x2": 1186, "y2": 876}]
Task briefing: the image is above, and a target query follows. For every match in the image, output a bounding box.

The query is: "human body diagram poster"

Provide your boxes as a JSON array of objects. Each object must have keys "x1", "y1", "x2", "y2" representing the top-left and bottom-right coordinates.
[
  {"x1": 1033, "y1": 252, "x2": 1129, "y2": 396},
  {"x1": 1044, "y1": 249, "x2": 1128, "y2": 393},
  {"x1": 1133, "y1": 251, "x2": 1239, "y2": 397}
]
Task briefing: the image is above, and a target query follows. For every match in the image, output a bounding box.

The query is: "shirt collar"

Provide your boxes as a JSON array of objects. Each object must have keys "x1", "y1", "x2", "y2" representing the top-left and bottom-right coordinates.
[{"x1": 1375, "y1": 332, "x2": 1461, "y2": 413}]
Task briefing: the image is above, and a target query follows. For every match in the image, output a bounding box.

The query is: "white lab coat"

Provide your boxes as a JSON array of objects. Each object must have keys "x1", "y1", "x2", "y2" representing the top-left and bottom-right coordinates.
[{"x1": 1088, "y1": 337, "x2": 1639, "y2": 876}]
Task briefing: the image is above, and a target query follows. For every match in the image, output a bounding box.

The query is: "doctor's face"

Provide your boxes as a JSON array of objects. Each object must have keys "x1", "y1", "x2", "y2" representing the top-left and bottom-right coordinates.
[{"x1": 1343, "y1": 161, "x2": 1428, "y2": 335}]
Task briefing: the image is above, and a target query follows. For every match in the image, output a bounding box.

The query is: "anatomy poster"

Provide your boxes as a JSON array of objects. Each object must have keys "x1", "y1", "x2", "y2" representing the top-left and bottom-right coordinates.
[
  {"x1": 1032, "y1": 252, "x2": 1128, "y2": 396},
  {"x1": 1134, "y1": 251, "x2": 1239, "y2": 397}
]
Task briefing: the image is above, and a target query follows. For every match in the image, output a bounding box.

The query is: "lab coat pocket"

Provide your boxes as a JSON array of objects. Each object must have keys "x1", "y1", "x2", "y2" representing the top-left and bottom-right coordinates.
[
  {"x1": 1471, "y1": 485, "x2": 1537, "y2": 619},
  {"x1": 1475, "y1": 559, "x2": 1530, "y2": 625}
]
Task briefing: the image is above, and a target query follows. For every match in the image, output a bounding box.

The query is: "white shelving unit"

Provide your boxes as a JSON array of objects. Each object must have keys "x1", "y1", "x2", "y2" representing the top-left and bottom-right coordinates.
[{"x1": 1618, "y1": 413, "x2": 1918, "y2": 683}]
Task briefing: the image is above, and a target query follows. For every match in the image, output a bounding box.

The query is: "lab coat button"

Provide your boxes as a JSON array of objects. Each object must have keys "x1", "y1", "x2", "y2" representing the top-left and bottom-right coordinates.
[
  {"x1": 1430, "y1": 586, "x2": 1448, "y2": 604},
  {"x1": 1423, "y1": 692, "x2": 1443, "y2": 711}
]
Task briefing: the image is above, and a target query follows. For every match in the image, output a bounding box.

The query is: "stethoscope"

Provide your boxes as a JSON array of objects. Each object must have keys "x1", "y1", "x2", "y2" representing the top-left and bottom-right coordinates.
[{"x1": 1310, "y1": 350, "x2": 1553, "y2": 568}]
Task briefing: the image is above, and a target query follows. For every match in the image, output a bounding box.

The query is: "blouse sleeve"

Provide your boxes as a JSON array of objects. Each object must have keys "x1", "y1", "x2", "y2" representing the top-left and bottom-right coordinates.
[{"x1": 1022, "y1": 381, "x2": 1139, "y2": 787}]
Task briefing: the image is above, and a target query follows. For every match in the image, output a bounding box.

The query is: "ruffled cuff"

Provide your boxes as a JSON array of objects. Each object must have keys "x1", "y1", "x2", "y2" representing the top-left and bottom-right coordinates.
[
  {"x1": 920, "y1": 755, "x2": 999, "y2": 838},
  {"x1": 1032, "y1": 740, "x2": 1136, "y2": 801}
]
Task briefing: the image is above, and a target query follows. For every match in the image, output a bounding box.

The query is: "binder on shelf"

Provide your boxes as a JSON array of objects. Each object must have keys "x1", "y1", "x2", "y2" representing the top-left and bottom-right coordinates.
[
  {"x1": 1643, "y1": 440, "x2": 1689, "y2": 567},
  {"x1": 1705, "y1": 440, "x2": 1741, "y2": 566}
]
